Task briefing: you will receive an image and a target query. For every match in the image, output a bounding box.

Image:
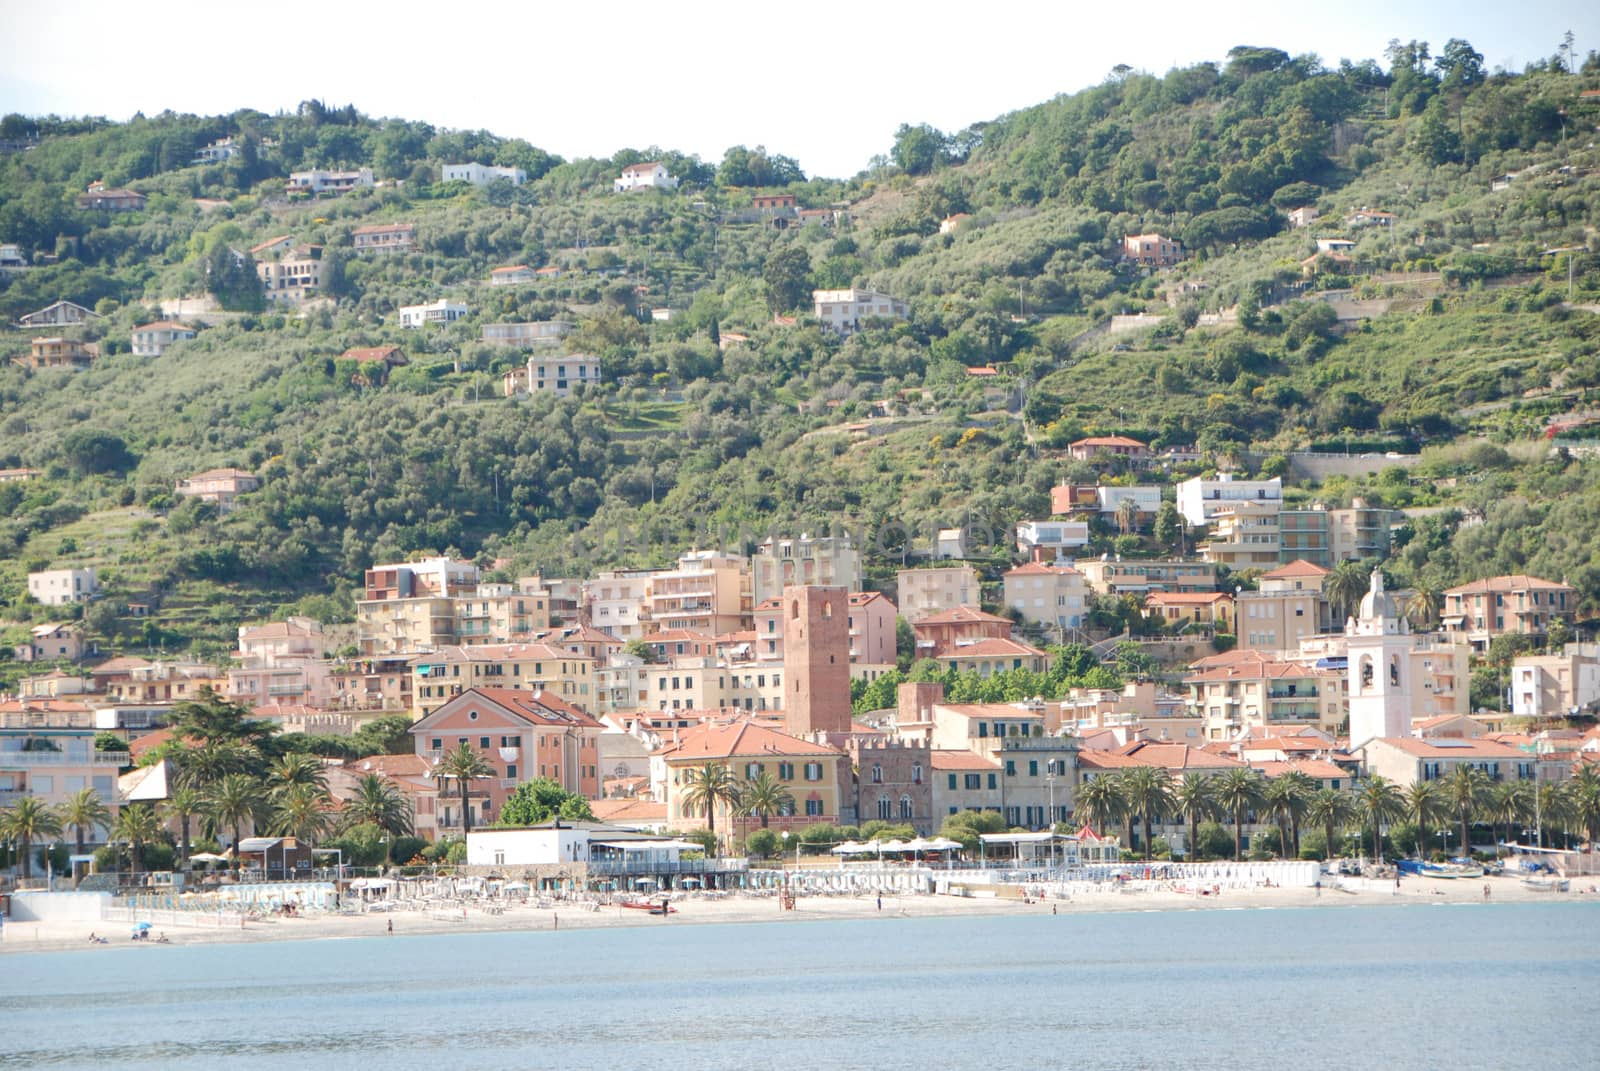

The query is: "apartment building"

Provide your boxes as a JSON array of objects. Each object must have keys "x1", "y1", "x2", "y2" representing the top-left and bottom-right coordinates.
[
  {"x1": 751, "y1": 534, "x2": 862, "y2": 605},
  {"x1": 897, "y1": 564, "x2": 980, "y2": 621},
  {"x1": 130, "y1": 320, "x2": 196, "y2": 356},
  {"x1": 1175, "y1": 475, "x2": 1282, "y2": 526},
  {"x1": 1074, "y1": 558, "x2": 1217, "y2": 596},
  {"x1": 1441, "y1": 575, "x2": 1578, "y2": 651},
  {"x1": 411, "y1": 643, "x2": 596, "y2": 717},
  {"x1": 646, "y1": 551, "x2": 752, "y2": 636},
  {"x1": 27, "y1": 567, "x2": 98, "y2": 606},
  {"x1": 812, "y1": 288, "x2": 908, "y2": 336},
  {"x1": 501, "y1": 353, "x2": 602, "y2": 397},
  {"x1": 351, "y1": 222, "x2": 415, "y2": 253},
  {"x1": 1004, "y1": 561, "x2": 1092, "y2": 634},
  {"x1": 399, "y1": 299, "x2": 468, "y2": 328}
]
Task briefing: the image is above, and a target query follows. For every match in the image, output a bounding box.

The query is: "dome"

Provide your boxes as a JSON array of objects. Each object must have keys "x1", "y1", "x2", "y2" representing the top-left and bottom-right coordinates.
[{"x1": 1358, "y1": 568, "x2": 1396, "y2": 621}]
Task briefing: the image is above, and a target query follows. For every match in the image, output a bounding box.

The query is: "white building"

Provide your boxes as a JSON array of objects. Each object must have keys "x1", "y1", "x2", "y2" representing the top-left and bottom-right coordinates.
[
  {"x1": 130, "y1": 320, "x2": 197, "y2": 356},
  {"x1": 1175, "y1": 474, "x2": 1283, "y2": 526},
  {"x1": 502, "y1": 353, "x2": 602, "y2": 397},
  {"x1": 466, "y1": 822, "x2": 691, "y2": 867},
  {"x1": 1097, "y1": 485, "x2": 1162, "y2": 518},
  {"x1": 1345, "y1": 570, "x2": 1413, "y2": 748},
  {"x1": 1015, "y1": 520, "x2": 1090, "y2": 559},
  {"x1": 812, "y1": 289, "x2": 909, "y2": 336},
  {"x1": 614, "y1": 162, "x2": 678, "y2": 192},
  {"x1": 443, "y1": 162, "x2": 527, "y2": 187},
  {"x1": 751, "y1": 535, "x2": 862, "y2": 605},
  {"x1": 28, "y1": 567, "x2": 99, "y2": 606},
  {"x1": 286, "y1": 168, "x2": 375, "y2": 195},
  {"x1": 193, "y1": 137, "x2": 240, "y2": 164},
  {"x1": 399, "y1": 300, "x2": 469, "y2": 329},
  {"x1": 482, "y1": 321, "x2": 575, "y2": 346}
]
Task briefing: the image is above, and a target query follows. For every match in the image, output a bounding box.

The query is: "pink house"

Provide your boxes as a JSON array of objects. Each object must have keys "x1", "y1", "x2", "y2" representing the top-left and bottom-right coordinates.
[
  {"x1": 176, "y1": 467, "x2": 260, "y2": 513},
  {"x1": 1121, "y1": 233, "x2": 1183, "y2": 268},
  {"x1": 409, "y1": 687, "x2": 604, "y2": 833}
]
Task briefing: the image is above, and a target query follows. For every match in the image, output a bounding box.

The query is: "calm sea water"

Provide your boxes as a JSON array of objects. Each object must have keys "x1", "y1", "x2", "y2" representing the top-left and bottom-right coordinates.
[{"x1": 3, "y1": 903, "x2": 1597, "y2": 1070}]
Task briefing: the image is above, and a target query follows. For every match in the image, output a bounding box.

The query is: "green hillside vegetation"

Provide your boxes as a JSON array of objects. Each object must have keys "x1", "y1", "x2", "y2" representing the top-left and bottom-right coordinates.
[{"x1": 4, "y1": 39, "x2": 1600, "y2": 663}]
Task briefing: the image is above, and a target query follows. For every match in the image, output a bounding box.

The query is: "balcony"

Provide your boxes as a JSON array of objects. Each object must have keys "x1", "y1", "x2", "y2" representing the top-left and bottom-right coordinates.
[
  {"x1": 0, "y1": 749, "x2": 124, "y2": 767},
  {"x1": 588, "y1": 858, "x2": 750, "y2": 877},
  {"x1": 1267, "y1": 688, "x2": 1318, "y2": 699}
]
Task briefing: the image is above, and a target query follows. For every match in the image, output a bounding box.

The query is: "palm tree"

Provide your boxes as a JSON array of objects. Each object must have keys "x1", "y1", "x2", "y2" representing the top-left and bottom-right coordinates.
[
  {"x1": 434, "y1": 743, "x2": 494, "y2": 835},
  {"x1": 1116, "y1": 495, "x2": 1140, "y2": 536},
  {"x1": 1173, "y1": 773, "x2": 1215, "y2": 861},
  {"x1": 344, "y1": 774, "x2": 415, "y2": 864},
  {"x1": 1440, "y1": 766, "x2": 1489, "y2": 858},
  {"x1": 1568, "y1": 765, "x2": 1600, "y2": 853},
  {"x1": 1213, "y1": 768, "x2": 1264, "y2": 861},
  {"x1": 175, "y1": 739, "x2": 261, "y2": 791},
  {"x1": 1357, "y1": 776, "x2": 1404, "y2": 864},
  {"x1": 1074, "y1": 774, "x2": 1126, "y2": 843},
  {"x1": 270, "y1": 783, "x2": 331, "y2": 845},
  {"x1": 163, "y1": 787, "x2": 205, "y2": 867},
  {"x1": 1306, "y1": 787, "x2": 1357, "y2": 861},
  {"x1": 267, "y1": 753, "x2": 329, "y2": 798},
  {"x1": 112, "y1": 804, "x2": 163, "y2": 879},
  {"x1": 207, "y1": 773, "x2": 262, "y2": 868},
  {"x1": 1326, "y1": 561, "x2": 1370, "y2": 624},
  {"x1": 1404, "y1": 585, "x2": 1442, "y2": 630},
  {"x1": 1119, "y1": 766, "x2": 1174, "y2": 860},
  {"x1": 60, "y1": 788, "x2": 111, "y2": 873},
  {"x1": 1402, "y1": 781, "x2": 1445, "y2": 859},
  {"x1": 735, "y1": 771, "x2": 794, "y2": 830},
  {"x1": 680, "y1": 764, "x2": 741, "y2": 852},
  {"x1": 0, "y1": 796, "x2": 63, "y2": 881},
  {"x1": 1537, "y1": 781, "x2": 1573, "y2": 850},
  {"x1": 1487, "y1": 780, "x2": 1531, "y2": 856},
  {"x1": 1264, "y1": 773, "x2": 1313, "y2": 859}
]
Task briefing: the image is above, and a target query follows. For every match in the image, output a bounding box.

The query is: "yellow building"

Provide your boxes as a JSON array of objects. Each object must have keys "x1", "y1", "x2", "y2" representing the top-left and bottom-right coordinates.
[{"x1": 410, "y1": 643, "x2": 596, "y2": 717}]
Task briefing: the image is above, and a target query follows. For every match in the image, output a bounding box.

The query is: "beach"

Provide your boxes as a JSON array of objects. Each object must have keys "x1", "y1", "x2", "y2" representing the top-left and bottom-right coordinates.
[{"x1": 5, "y1": 871, "x2": 1594, "y2": 955}]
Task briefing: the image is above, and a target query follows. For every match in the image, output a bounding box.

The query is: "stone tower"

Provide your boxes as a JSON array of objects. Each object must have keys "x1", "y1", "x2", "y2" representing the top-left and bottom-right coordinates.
[
  {"x1": 782, "y1": 585, "x2": 852, "y2": 737},
  {"x1": 1346, "y1": 568, "x2": 1412, "y2": 746}
]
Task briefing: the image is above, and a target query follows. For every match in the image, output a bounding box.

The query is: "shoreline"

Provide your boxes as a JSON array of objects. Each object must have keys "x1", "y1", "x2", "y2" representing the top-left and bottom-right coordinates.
[{"x1": 5, "y1": 874, "x2": 1595, "y2": 956}]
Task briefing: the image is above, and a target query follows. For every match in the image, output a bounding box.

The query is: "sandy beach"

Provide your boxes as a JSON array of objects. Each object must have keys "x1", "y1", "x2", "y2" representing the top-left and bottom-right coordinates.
[{"x1": 4, "y1": 872, "x2": 1595, "y2": 956}]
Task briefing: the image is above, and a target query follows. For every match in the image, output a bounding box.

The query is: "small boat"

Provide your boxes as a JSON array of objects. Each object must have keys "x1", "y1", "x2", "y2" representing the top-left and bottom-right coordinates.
[
  {"x1": 1521, "y1": 876, "x2": 1570, "y2": 893},
  {"x1": 618, "y1": 900, "x2": 676, "y2": 915}
]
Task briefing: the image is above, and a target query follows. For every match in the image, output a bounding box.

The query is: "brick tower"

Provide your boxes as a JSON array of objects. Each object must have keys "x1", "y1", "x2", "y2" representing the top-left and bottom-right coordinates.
[{"x1": 782, "y1": 585, "x2": 852, "y2": 737}]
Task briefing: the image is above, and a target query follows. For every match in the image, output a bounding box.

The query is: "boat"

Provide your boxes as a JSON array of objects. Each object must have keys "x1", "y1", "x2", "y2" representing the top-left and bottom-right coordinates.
[
  {"x1": 1521, "y1": 876, "x2": 1570, "y2": 893},
  {"x1": 1396, "y1": 860, "x2": 1483, "y2": 880},
  {"x1": 618, "y1": 900, "x2": 677, "y2": 915}
]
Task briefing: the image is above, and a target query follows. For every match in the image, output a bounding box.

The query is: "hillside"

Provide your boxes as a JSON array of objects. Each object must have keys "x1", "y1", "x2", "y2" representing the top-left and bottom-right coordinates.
[{"x1": 3, "y1": 39, "x2": 1600, "y2": 664}]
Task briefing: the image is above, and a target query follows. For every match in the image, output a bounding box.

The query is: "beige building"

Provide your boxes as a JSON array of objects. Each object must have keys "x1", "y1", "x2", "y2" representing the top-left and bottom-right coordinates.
[
  {"x1": 1511, "y1": 644, "x2": 1600, "y2": 720},
  {"x1": 1361, "y1": 736, "x2": 1535, "y2": 790},
  {"x1": 257, "y1": 246, "x2": 322, "y2": 303},
  {"x1": 1004, "y1": 561, "x2": 1092, "y2": 635},
  {"x1": 1236, "y1": 560, "x2": 1331, "y2": 652},
  {"x1": 897, "y1": 564, "x2": 980, "y2": 621},
  {"x1": 583, "y1": 571, "x2": 655, "y2": 641},
  {"x1": 175, "y1": 468, "x2": 259, "y2": 513},
  {"x1": 411, "y1": 643, "x2": 596, "y2": 717},
  {"x1": 1200, "y1": 501, "x2": 1282, "y2": 570},
  {"x1": 481, "y1": 321, "x2": 575, "y2": 346},
  {"x1": 751, "y1": 534, "x2": 862, "y2": 605},
  {"x1": 20, "y1": 337, "x2": 96, "y2": 370},
  {"x1": 1121, "y1": 233, "x2": 1183, "y2": 268},
  {"x1": 1442, "y1": 575, "x2": 1578, "y2": 651},
  {"x1": 1185, "y1": 655, "x2": 1347, "y2": 740},
  {"x1": 1075, "y1": 558, "x2": 1217, "y2": 596},
  {"x1": 501, "y1": 353, "x2": 601, "y2": 397},
  {"x1": 935, "y1": 638, "x2": 1051, "y2": 677},
  {"x1": 351, "y1": 223, "x2": 415, "y2": 253},
  {"x1": 647, "y1": 552, "x2": 752, "y2": 636},
  {"x1": 647, "y1": 658, "x2": 785, "y2": 714}
]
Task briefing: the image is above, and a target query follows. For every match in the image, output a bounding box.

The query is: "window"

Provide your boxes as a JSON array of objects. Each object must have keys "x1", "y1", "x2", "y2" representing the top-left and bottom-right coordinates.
[
  {"x1": 964, "y1": 773, "x2": 980, "y2": 790},
  {"x1": 899, "y1": 796, "x2": 913, "y2": 820},
  {"x1": 430, "y1": 738, "x2": 441, "y2": 750},
  {"x1": 987, "y1": 773, "x2": 998, "y2": 789},
  {"x1": 500, "y1": 736, "x2": 516, "y2": 748},
  {"x1": 912, "y1": 763, "x2": 923, "y2": 785},
  {"x1": 871, "y1": 764, "x2": 883, "y2": 784},
  {"x1": 804, "y1": 762, "x2": 823, "y2": 781},
  {"x1": 878, "y1": 798, "x2": 892, "y2": 820},
  {"x1": 805, "y1": 798, "x2": 823, "y2": 816},
  {"x1": 745, "y1": 762, "x2": 762, "y2": 779},
  {"x1": 506, "y1": 764, "x2": 517, "y2": 779},
  {"x1": 1005, "y1": 760, "x2": 1016, "y2": 776},
  {"x1": 778, "y1": 762, "x2": 794, "y2": 780},
  {"x1": 948, "y1": 773, "x2": 958, "y2": 790},
  {"x1": 479, "y1": 736, "x2": 490, "y2": 749}
]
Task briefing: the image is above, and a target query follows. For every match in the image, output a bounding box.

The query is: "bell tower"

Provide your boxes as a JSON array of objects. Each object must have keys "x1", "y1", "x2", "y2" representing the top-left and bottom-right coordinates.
[
  {"x1": 1346, "y1": 568, "x2": 1412, "y2": 746},
  {"x1": 782, "y1": 585, "x2": 852, "y2": 738}
]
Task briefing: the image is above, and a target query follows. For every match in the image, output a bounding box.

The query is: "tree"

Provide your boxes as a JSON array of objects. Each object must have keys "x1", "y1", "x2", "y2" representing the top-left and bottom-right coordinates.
[
  {"x1": 61, "y1": 430, "x2": 135, "y2": 476},
  {"x1": 1214, "y1": 768, "x2": 1265, "y2": 861},
  {"x1": 1118, "y1": 766, "x2": 1174, "y2": 860},
  {"x1": 1264, "y1": 772, "x2": 1313, "y2": 858},
  {"x1": 60, "y1": 787, "x2": 111, "y2": 877},
  {"x1": 112, "y1": 803, "x2": 162, "y2": 878},
  {"x1": 1116, "y1": 495, "x2": 1140, "y2": 536},
  {"x1": 498, "y1": 779, "x2": 595, "y2": 826},
  {"x1": 762, "y1": 246, "x2": 812, "y2": 315},
  {"x1": 890, "y1": 123, "x2": 950, "y2": 175},
  {"x1": 267, "y1": 753, "x2": 330, "y2": 799},
  {"x1": 1154, "y1": 502, "x2": 1186, "y2": 555},
  {"x1": 270, "y1": 782, "x2": 331, "y2": 846},
  {"x1": 1410, "y1": 96, "x2": 1461, "y2": 166},
  {"x1": 680, "y1": 763, "x2": 741, "y2": 852},
  {"x1": 1567, "y1": 765, "x2": 1600, "y2": 853},
  {"x1": 207, "y1": 773, "x2": 262, "y2": 867},
  {"x1": 1357, "y1": 775, "x2": 1404, "y2": 864},
  {"x1": 1402, "y1": 781, "x2": 1445, "y2": 859},
  {"x1": 434, "y1": 742, "x2": 494, "y2": 835},
  {"x1": 1487, "y1": 780, "x2": 1530, "y2": 857},
  {"x1": 1440, "y1": 765, "x2": 1489, "y2": 858},
  {"x1": 0, "y1": 796, "x2": 62, "y2": 880},
  {"x1": 1435, "y1": 38, "x2": 1485, "y2": 89},
  {"x1": 1173, "y1": 773, "x2": 1215, "y2": 860},
  {"x1": 1326, "y1": 561, "x2": 1370, "y2": 624},
  {"x1": 1074, "y1": 775, "x2": 1125, "y2": 840},
  {"x1": 1305, "y1": 787, "x2": 1356, "y2": 862},
  {"x1": 745, "y1": 828, "x2": 779, "y2": 858},
  {"x1": 735, "y1": 771, "x2": 794, "y2": 830},
  {"x1": 343, "y1": 774, "x2": 414, "y2": 863},
  {"x1": 1404, "y1": 586, "x2": 1441, "y2": 630},
  {"x1": 163, "y1": 786, "x2": 204, "y2": 867}
]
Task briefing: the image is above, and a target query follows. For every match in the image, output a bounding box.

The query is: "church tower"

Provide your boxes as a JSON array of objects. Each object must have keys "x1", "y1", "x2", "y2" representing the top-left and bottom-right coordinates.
[
  {"x1": 782, "y1": 585, "x2": 852, "y2": 738},
  {"x1": 1345, "y1": 568, "x2": 1412, "y2": 746}
]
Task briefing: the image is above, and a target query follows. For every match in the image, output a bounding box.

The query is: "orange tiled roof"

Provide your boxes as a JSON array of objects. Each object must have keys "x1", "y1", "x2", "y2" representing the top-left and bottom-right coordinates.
[
  {"x1": 1261, "y1": 560, "x2": 1331, "y2": 579},
  {"x1": 1367, "y1": 737, "x2": 1524, "y2": 759},
  {"x1": 657, "y1": 718, "x2": 841, "y2": 761},
  {"x1": 936, "y1": 638, "x2": 1045, "y2": 660},
  {"x1": 1444, "y1": 574, "x2": 1573, "y2": 595},
  {"x1": 930, "y1": 749, "x2": 1000, "y2": 771}
]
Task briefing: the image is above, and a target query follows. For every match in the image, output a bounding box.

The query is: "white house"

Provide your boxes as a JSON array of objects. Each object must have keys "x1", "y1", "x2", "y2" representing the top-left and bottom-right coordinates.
[
  {"x1": 465, "y1": 821, "x2": 693, "y2": 867},
  {"x1": 1015, "y1": 520, "x2": 1091, "y2": 559},
  {"x1": 193, "y1": 137, "x2": 240, "y2": 164},
  {"x1": 614, "y1": 162, "x2": 678, "y2": 192},
  {"x1": 286, "y1": 168, "x2": 374, "y2": 195},
  {"x1": 443, "y1": 162, "x2": 527, "y2": 187},
  {"x1": 812, "y1": 288, "x2": 909, "y2": 336},
  {"x1": 130, "y1": 320, "x2": 196, "y2": 357},
  {"x1": 28, "y1": 567, "x2": 99, "y2": 606},
  {"x1": 1175, "y1": 475, "x2": 1283, "y2": 526},
  {"x1": 399, "y1": 299, "x2": 469, "y2": 329}
]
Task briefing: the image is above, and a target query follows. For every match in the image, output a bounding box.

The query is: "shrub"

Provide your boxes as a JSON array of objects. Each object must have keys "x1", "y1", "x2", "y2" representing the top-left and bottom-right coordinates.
[{"x1": 745, "y1": 829, "x2": 778, "y2": 859}]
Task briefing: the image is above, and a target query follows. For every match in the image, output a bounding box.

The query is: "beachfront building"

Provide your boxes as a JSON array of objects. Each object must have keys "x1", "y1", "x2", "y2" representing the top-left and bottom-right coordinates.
[{"x1": 410, "y1": 687, "x2": 604, "y2": 832}]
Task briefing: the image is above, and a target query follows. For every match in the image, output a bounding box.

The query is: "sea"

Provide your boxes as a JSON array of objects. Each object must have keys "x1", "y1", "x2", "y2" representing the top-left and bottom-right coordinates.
[{"x1": 2, "y1": 902, "x2": 1596, "y2": 1070}]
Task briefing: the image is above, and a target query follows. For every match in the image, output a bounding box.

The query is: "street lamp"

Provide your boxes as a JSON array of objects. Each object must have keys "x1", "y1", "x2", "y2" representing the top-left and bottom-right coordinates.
[{"x1": 1045, "y1": 768, "x2": 1058, "y2": 871}]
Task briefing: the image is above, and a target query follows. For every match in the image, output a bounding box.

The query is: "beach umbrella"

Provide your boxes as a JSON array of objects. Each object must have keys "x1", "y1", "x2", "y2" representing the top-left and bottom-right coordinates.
[
  {"x1": 188, "y1": 852, "x2": 226, "y2": 863},
  {"x1": 135, "y1": 921, "x2": 152, "y2": 930}
]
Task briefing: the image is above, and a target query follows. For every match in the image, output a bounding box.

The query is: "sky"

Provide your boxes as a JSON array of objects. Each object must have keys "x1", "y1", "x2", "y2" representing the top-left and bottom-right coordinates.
[{"x1": 2, "y1": 1, "x2": 1597, "y2": 178}]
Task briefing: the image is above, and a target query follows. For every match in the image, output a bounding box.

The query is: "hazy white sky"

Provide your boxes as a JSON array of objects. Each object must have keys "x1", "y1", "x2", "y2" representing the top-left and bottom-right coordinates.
[{"x1": 1, "y1": 1, "x2": 1596, "y2": 177}]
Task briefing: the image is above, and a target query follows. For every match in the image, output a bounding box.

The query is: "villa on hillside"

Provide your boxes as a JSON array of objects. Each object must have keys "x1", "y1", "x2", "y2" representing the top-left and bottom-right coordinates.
[
  {"x1": 131, "y1": 320, "x2": 196, "y2": 356},
  {"x1": 176, "y1": 468, "x2": 260, "y2": 513},
  {"x1": 351, "y1": 222, "x2": 415, "y2": 253},
  {"x1": 614, "y1": 162, "x2": 678, "y2": 192}
]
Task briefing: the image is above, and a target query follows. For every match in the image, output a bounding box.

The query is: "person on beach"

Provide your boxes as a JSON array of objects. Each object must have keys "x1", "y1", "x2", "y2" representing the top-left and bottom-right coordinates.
[
  {"x1": 1483, "y1": 884, "x2": 1490, "y2": 901},
  {"x1": 387, "y1": 918, "x2": 393, "y2": 934}
]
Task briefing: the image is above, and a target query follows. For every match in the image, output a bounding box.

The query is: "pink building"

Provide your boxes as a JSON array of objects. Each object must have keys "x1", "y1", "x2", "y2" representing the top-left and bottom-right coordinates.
[
  {"x1": 410, "y1": 687, "x2": 604, "y2": 832},
  {"x1": 175, "y1": 467, "x2": 260, "y2": 513},
  {"x1": 912, "y1": 606, "x2": 1013, "y2": 658},
  {"x1": 752, "y1": 590, "x2": 897, "y2": 666},
  {"x1": 1121, "y1": 233, "x2": 1183, "y2": 268}
]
